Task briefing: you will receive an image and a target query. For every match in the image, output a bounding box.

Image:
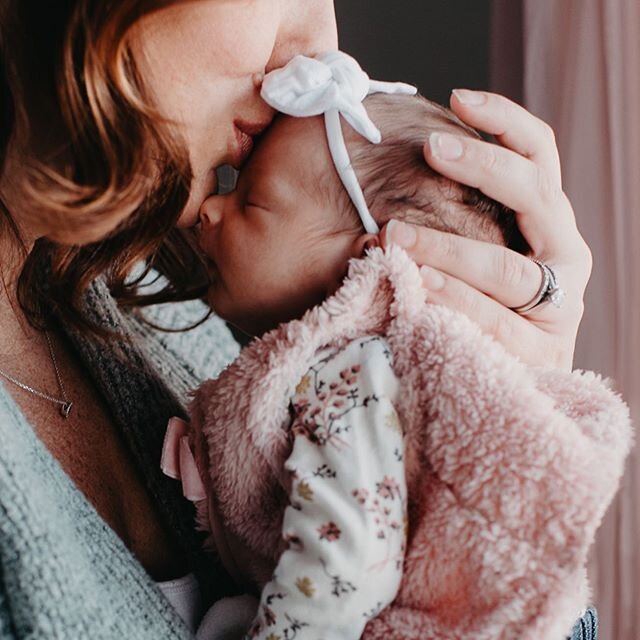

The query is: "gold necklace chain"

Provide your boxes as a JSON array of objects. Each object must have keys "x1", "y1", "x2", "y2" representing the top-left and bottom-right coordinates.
[{"x1": 0, "y1": 331, "x2": 73, "y2": 418}]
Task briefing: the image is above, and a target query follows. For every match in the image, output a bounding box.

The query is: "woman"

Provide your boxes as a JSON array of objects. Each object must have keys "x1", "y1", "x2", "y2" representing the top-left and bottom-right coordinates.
[{"x1": 0, "y1": 1, "x2": 593, "y2": 638}]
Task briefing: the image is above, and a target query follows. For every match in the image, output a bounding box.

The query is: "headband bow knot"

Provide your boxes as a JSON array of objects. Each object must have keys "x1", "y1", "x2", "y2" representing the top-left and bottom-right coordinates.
[{"x1": 261, "y1": 51, "x2": 417, "y2": 234}]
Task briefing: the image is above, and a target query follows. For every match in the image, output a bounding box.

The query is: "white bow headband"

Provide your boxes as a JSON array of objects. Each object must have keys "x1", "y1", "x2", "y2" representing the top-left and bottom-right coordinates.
[{"x1": 261, "y1": 51, "x2": 417, "y2": 234}]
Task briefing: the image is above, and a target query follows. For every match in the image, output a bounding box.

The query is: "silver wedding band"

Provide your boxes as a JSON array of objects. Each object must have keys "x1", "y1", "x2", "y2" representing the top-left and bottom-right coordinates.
[{"x1": 511, "y1": 259, "x2": 566, "y2": 315}]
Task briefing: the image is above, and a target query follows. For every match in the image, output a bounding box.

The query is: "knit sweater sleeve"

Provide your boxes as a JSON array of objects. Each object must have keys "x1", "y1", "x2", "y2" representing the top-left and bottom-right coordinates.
[
  {"x1": 0, "y1": 570, "x2": 16, "y2": 639},
  {"x1": 134, "y1": 269, "x2": 240, "y2": 385},
  {"x1": 245, "y1": 337, "x2": 406, "y2": 640},
  {"x1": 141, "y1": 302, "x2": 239, "y2": 379}
]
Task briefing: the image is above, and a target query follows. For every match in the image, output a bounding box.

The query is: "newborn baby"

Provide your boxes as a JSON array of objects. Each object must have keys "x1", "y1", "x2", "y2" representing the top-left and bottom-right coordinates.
[
  {"x1": 162, "y1": 54, "x2": 629, "y2": 640},
  {"x1": 198, "y1": 93, "x2": 525, "y2": 337}
]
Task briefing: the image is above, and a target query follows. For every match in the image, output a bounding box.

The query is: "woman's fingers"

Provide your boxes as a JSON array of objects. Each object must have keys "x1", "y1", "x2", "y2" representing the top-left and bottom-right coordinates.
[
  {"x1": 425, "y1": 89, "x2": 581, "y2": 257},
  {"x1": 381, "y1": 224, "x2": 541, "y2": 308},
  {"x1": 380, "y1": 221, "x2": 590, "y2": 330},
  {"x1": 450, "y1": 89, "x2": 562, "y2": 183},
  {"x1": 416, "y1": 265, "x2": 574, "y2": 370},
  {"x1": 406, "y1": 89, "x2": 592, "y2": 370},
  {"x1": 424, "y1": 132, "x2": 577, "y2": 255}
]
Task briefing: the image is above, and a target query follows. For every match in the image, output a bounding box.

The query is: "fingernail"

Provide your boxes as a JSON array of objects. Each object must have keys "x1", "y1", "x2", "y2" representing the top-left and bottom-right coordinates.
[
  {"x1": 385, "y1": 219, "x2": 417, "y2": 249},
  {"x1": 452, "y1": 89, "x2": 488, "y2": 106},
  {"x1": 420, "y1": 266, "x2": 445, "y2": 291},
  {"x1": 429, "y1": 133, "x2": 464, "y2": 161}
]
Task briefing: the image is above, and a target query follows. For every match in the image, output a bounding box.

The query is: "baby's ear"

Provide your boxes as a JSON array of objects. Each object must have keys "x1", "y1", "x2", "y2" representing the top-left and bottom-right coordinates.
[{"x1": 351, "y1": 233, "x2": 380, "y2": 258}]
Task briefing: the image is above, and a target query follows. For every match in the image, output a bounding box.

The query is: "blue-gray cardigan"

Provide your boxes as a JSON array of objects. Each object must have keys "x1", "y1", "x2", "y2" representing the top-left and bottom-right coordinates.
[
  {"x1": 0, "y1": 280, "x2": 597, "y2": 639},
  {"x1": 0, "y1": 280, "x2": 239, "y2": 639}
]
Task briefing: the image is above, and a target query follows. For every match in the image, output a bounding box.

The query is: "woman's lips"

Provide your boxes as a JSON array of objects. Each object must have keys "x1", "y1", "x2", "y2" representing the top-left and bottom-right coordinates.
[
  {"x1": 232, "y1": 128, "x2": 254, "y2": 168},
  {"x1": 231, "y1": 118, "x2": 272, "y2": 168}
]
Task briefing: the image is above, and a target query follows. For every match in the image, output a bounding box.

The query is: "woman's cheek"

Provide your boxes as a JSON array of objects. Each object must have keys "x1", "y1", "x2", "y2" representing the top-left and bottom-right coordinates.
[{"x1": 207, "y1": 4, "x2": 279, "y2": 73}]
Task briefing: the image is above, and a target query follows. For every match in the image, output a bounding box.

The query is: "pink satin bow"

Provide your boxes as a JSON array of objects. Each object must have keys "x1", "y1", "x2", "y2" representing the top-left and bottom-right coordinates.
[{"x1": 161, "y1": 417, "x2": 207, "y2": 502}]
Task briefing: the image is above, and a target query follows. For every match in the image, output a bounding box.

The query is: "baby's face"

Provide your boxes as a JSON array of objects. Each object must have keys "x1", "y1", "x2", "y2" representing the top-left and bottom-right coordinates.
[{"x1": 198, "y1": 116, "x2": 368, "y2": 336}]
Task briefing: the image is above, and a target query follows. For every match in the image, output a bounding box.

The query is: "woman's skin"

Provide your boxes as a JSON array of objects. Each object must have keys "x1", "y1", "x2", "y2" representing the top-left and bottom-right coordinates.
[
  {"x1": 132, "y1": 0, "x2": 340, "y2": 226},
  {"x1": 0, "y1": 0, "x2": 339, "y2": 581},
  {"x1": 0, "y1": 0, "x2": 590, "y2": 581}
]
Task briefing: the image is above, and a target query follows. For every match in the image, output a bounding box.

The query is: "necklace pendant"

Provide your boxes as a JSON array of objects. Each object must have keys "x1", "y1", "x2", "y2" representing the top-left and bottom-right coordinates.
[{"x1": 60, "y1": 402, "x2": 73, "y2": 418}]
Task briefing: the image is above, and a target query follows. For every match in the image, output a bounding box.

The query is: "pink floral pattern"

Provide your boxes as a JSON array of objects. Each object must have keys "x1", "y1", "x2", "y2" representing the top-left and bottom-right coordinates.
[
  {"x1": 317, "y1": 522, "x2": 341, "y2": 542},
  {"x1": 352, "y1": 476, "x2": 406, "y2": 573},
  {"x1": 248, "y1": 337, "x2": 407, "y2": 640}
]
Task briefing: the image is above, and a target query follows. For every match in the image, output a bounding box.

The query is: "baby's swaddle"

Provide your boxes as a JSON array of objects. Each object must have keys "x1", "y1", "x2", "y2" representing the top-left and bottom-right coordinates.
[{"x1": 168, "y1": 246, "x2": 631, "y2": 639}]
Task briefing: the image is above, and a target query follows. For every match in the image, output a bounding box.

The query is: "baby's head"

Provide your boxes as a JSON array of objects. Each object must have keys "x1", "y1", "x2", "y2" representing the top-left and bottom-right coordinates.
[{"x1": 199, "y1": 93, "x2": 526, "y2": 336}]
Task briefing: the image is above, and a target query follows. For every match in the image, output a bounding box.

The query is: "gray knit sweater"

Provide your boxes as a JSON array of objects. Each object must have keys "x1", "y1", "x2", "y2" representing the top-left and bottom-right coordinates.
[{"x1": 0, "y1": 279, "x2": 239, "y2": 639}]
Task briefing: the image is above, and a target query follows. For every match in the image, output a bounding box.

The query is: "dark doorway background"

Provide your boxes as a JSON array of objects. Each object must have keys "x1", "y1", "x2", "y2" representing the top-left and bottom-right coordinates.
[{"x1": 335, "y1": 1, "x2": 492, "y2": 106}]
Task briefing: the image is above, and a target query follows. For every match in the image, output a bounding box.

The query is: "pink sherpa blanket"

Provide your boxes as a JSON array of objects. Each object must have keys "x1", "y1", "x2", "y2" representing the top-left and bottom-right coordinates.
[{"x1": 173, "y1": 246, "x2": 631, "y2": 639}]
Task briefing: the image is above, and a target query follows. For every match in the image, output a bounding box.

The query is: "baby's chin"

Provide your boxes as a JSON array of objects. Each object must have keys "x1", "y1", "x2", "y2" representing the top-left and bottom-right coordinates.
[
  {"x1": 207, "y1": 274, "x2": 331, "y2": 338},
  {"x1": 205, "y1": 286, "x2": 261, "y2": 338},
  {"x1": 210, "y1": 291, "x2": 310, "y2": 339},
  {"x1": 205, "y1": 283, "x2": 228, "y2": 320}
]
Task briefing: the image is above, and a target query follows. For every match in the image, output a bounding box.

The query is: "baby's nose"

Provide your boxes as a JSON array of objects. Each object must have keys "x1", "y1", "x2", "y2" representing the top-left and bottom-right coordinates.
[{"x1": 199, "y1": 196, "x2": 224, "y2": 227}]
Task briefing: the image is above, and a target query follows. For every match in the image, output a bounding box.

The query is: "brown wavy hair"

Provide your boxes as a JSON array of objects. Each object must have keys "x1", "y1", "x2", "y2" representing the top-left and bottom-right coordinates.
[{"x1": 0, "y1": 0, "x2": 209, "y2": 331}]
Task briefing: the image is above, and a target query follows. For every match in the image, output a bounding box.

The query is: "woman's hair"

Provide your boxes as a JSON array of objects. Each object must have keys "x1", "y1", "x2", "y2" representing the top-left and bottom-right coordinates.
[{"x1": 0, "y1": 0, "x2": 208, "y2": 331}]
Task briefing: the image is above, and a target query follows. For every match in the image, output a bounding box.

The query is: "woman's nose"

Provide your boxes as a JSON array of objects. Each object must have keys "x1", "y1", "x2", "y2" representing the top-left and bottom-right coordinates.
[{"x1": 265, "y1": 0, "x2": 338, "y2": 74}]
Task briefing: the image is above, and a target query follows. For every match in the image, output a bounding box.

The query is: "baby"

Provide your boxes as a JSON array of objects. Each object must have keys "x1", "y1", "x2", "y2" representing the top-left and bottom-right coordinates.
[
  {"x1": 197, "y1": 83, "x2": 526, "y2": 339},
  {"x1": 162, "y1": 53, "x2": 629, "y2": 640}
]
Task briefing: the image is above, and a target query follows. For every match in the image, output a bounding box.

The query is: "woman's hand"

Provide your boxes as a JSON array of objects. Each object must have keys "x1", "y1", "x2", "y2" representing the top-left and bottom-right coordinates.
[{"x1": 380, "y1": 89, "x2": 591, "y2": 371}]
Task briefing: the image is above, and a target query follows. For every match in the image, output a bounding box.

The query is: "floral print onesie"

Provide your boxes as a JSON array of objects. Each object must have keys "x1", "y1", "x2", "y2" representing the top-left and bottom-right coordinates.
[{"x1": 247, "y1": 337, "x2": 407, "y2": 640}]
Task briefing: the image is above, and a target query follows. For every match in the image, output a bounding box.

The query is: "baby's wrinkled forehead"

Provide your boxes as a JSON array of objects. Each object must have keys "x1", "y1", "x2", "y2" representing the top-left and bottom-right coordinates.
[
  {"x1": 250, "y1": 115, "x2": 331, "y2": 178},
  {"x1": 240, "y1": 114, "x2": 341, "y2": 211}
]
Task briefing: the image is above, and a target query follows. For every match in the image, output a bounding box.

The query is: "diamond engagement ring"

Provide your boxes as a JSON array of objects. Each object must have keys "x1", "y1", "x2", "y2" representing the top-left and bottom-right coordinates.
[{"x1": 510, "y1": 259, "x2": 566, "y2": 315}]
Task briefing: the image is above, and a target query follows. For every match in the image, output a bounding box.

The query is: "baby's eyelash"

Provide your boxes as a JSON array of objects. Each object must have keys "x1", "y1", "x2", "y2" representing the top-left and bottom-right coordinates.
[{"x1": 246, "y1": 202, "x2": 268, "y2": 213}]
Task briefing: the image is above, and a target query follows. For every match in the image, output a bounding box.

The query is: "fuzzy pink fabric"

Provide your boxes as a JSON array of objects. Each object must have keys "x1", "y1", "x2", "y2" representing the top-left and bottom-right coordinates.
[{"x1": 187, "y1": 246, "x2": 632, "y2": 639}]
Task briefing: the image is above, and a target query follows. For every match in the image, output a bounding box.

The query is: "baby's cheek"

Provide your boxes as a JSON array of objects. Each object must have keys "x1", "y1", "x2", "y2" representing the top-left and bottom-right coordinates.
[{"x1": 205, "y1": 285, "x2": 229, "y2": 320}]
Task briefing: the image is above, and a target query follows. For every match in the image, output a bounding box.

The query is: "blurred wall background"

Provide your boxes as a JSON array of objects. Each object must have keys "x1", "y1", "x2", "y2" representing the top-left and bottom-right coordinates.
[{"x1": 336, "y1": 0, "x2": 492, "y2": 104}]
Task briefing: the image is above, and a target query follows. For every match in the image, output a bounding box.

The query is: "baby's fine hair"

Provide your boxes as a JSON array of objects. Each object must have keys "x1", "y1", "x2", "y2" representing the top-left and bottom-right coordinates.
[{"x1": 343, "y1": 93, "x2": 528, "y2": 252}]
